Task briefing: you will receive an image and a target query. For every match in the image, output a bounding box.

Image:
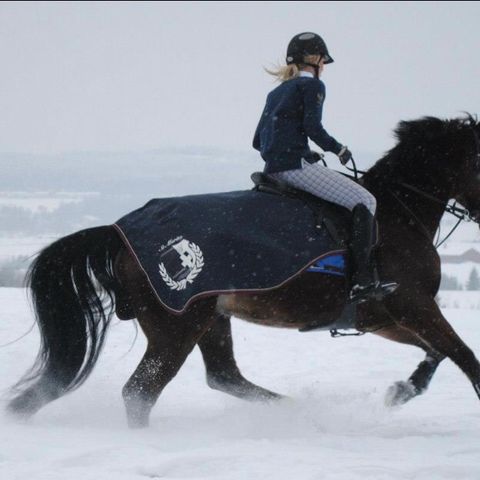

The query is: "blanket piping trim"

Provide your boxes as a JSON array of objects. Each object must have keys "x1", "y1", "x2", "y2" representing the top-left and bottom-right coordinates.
[{"x1": 112, "y1": 223, "x2": 347, "y2": 316}]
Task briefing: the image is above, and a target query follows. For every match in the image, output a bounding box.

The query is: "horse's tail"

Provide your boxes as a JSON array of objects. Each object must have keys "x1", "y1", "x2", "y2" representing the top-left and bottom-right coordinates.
[{"x1": 7, "y1": 225, "x2": 123, "y2": 417}]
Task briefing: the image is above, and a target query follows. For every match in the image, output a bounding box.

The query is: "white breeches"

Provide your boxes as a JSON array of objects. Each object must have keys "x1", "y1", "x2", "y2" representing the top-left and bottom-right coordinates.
[{"x1": 269, "y1": 162, "x2": 376, "y2": 215}]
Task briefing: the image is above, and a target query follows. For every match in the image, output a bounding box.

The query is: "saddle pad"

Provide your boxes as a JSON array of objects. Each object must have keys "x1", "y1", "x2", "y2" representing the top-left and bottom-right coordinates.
[
  {"x1": 307, "y1": 253, "x2": 346, "y2": 276},
  {"x1": 114, "y1": 189, "x2": 349, "y2": 313}
]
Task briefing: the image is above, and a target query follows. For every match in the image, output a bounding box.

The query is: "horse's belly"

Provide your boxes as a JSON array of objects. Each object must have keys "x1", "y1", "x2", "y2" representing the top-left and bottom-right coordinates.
[{"x1": 216, "y1": 294, "x2": 339, "y2": 330}]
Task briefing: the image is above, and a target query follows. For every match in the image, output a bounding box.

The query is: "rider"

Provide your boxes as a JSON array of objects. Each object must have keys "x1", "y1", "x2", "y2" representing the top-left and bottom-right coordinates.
[{"x1": 253, "y1": 32, "x2": 397, "y2": 303}]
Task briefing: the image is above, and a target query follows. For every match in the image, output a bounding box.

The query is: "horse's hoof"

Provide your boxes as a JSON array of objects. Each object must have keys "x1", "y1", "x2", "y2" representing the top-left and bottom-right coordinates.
[
  {"x1": 385, "y1": 380, "x2": 418, "y2": 407},
  {"x1": 127, "y1": 419, "x2": 149, "y2": 429}
]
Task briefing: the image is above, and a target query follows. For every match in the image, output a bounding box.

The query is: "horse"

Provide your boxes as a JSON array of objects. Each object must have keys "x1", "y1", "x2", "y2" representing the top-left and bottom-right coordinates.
[{"x1": 6, "y1": 115, "x2": 480, "y2": 429}]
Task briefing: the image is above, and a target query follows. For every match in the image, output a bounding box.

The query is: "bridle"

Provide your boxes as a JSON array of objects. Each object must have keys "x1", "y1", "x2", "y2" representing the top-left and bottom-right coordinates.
[
  {"x1": 345, "y1": 121, "x2": 480, "y2": 248},
  {"x1": 389, "y1": 182, "x2": 473, "y2": 248}
]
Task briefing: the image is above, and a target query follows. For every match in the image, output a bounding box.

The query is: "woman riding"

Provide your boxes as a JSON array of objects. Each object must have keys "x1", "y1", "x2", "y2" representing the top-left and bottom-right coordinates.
[{"x1": 253, "y1": 32, "x2": 397, "y2": 303}]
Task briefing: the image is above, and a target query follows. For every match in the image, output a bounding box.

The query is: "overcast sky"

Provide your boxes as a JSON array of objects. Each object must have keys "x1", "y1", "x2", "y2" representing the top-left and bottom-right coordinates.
[{"x1": 1, "y1": 1, "x2": 479, "y2": 159}]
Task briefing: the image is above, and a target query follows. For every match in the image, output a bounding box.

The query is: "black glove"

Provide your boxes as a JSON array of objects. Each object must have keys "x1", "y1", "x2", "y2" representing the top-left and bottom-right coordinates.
[{"x1": 337, "y1": 146, "x2": 353, "y2": 165}]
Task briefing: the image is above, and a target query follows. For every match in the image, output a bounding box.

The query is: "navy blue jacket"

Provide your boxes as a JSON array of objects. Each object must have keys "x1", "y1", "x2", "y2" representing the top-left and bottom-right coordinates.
[{"x1": 253, "y1": 76, "x2": 343, "y2": 173}]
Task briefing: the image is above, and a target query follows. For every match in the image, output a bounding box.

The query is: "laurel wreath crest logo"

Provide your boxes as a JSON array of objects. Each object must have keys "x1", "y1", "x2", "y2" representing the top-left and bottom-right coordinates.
[{"x1": 159, "y1": 241, "x2": 204, "y2": 291}]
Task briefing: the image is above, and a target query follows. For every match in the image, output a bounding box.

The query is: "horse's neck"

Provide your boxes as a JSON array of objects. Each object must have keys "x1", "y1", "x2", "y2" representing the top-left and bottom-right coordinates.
[
  {"x1": 367, "y1": 176, "x2": 448, "y2": 241},
  {"x1": 408, "y1": 197, "x2": 446, "y2": 240}
]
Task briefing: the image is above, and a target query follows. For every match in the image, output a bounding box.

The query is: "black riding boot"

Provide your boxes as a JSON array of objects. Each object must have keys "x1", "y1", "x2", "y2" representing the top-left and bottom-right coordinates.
[{"x1": 349, "y1": 204, "x2": 398, "y2": 303}]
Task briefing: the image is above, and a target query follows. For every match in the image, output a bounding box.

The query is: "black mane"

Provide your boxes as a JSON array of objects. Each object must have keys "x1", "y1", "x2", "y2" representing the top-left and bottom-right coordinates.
[{"x1": 365, "y1": 114, "x2": 478, "y2": 186}]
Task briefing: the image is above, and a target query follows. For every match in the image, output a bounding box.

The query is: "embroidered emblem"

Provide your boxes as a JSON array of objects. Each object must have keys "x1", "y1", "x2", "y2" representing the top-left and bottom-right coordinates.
[
  {"x1": 317, "y1": 92, "x2": 324, "y2": 104},
  {"x1": 158, "y1": 238, "x2": 204, "y2": 291}
]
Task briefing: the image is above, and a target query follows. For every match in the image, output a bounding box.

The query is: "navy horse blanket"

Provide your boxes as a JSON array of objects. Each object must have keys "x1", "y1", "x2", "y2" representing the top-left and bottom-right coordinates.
[{"x1": 114, "y1": 189, "x2": 350, "y2": 313}]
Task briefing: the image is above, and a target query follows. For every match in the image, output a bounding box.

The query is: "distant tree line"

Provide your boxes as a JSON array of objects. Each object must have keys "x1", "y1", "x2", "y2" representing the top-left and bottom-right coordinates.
[
  {"x1": 440, "y1": 267, "x2": 480, "y2": 291},
  {"x1": 466, "y1": 267, "x2": 480, "y2": 290},
  {"x1": 0, "y1": 203, "x2": 97, "y2": 235},
  {"x1": 0, "y1": 256, "x2": 31, "y2": 287},
  {"x1": 0, "y1": 194, "x2": 143, "y2": 236}
]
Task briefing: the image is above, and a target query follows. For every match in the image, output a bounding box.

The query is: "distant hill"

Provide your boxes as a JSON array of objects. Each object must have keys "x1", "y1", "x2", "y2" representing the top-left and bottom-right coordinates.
[
  {"x1": 0, "y1": 147, "x2": 378, "y2": 195},
  {"x1": 1, "y1": 148, "x2": 257, "y2": 196},
  {"x1": 2, "y1": 147, "x2": 477, "y2": 246}
]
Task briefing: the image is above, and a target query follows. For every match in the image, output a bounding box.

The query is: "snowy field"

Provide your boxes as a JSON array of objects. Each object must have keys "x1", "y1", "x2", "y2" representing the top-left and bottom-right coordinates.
[
  {"x1": 0, "y1": 192, "x2": 98, "y2": 213},
  {"x1": 2, "y1": 288, "x2": 480, "y2": 480},
  {"x1": 0, "y1": 236, "x2": 58, "y2": 262}
]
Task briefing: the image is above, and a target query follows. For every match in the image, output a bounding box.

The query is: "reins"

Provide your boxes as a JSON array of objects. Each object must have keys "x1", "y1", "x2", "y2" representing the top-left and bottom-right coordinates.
[
  {"x1": 342, "y1": 123, "x2": 479, "y2": 249},
  {"x1": 345, "y1": 157, "x2": 363, "y2": 181},
  {"x1": 397, "y1": 182, "x2": 472, "y2": 219},
  {"x1": 391, "y1": 182, "x2": 473, "y2": 248},
  {"x1": 344, "y1": 158, "x2": 472, "y2": 247}
]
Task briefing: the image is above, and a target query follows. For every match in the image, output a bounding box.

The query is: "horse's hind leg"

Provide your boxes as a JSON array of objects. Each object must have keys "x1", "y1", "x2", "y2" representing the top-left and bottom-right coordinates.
[
  {"x1": 198, "y1": 315, "x2": 283, "y2": 401},
  {"x1": 122, "y1": 298, "x2": 217, "y2": 428}
]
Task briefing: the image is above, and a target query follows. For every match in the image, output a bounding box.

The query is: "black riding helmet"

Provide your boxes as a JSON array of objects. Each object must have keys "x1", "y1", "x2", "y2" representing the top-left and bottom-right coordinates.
[{"x1": 286, "y1": 32, "x2": 334, "y2": 65}]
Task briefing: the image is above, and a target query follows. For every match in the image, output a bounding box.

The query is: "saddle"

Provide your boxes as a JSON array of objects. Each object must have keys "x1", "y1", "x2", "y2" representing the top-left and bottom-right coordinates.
[{"x1": 251, "y1": 172, "x2": 350, "y2": 248}]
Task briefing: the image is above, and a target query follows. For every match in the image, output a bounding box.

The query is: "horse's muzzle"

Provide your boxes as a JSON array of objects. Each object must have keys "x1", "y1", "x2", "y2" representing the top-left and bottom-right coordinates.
[{"x1": 470, "y1": 209, "x2": 480, "y2": 224}]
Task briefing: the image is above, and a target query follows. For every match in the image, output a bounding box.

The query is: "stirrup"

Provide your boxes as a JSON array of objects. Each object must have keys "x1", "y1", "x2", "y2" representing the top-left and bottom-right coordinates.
[{"x1": 349, "y1": 281, "x2": 398, "y2": 304}]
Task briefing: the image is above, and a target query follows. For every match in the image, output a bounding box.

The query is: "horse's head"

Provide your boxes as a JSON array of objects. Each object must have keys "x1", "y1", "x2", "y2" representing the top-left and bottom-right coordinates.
[{"x1": 453, "y1": 116, "x2": 480, "y2": 224}]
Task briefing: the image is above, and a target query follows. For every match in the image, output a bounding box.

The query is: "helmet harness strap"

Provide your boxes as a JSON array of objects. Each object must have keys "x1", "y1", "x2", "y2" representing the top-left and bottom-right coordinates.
[{"x1": 302, "y1": 61, "x2": 322, "y2": 79}]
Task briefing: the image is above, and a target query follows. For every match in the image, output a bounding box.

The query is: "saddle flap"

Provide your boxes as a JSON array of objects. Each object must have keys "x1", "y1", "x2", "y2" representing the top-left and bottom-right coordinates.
[{"x1": 250, "y1": 172, "x2": 299, "y2": 197}]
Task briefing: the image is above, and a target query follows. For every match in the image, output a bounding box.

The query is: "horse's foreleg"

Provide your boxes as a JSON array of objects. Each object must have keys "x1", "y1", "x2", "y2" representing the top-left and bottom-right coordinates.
[
  {"x1": 386, "y1": 295, "x2": 480, "y2": 400},
  {"x1": 362, "y1": 304, "x2": 444, "y2": 405},
  {"x1": 404, "y1": 351, "x2": 444, "y2": 395},
  {"x1": 198, "y1": 315, "x2": 283, "y2": 401},
  {"x1": 123, "y1": 298, "x2": 217, "y2": 428},
  {"x1": 376, "y1": 324, "x2": 444, "y2": 405}
]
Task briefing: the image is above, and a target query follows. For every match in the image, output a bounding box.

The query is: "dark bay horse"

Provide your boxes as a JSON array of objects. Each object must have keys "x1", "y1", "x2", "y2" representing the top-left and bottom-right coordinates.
[{"x1": 7, "y1": 116, "x2": 480, "y2": 428}]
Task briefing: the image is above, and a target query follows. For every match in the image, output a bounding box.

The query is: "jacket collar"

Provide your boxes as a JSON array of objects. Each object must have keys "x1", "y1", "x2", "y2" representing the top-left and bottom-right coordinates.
[{"x1": 299, "y1": 71, "x2": 314, "y2": 78}]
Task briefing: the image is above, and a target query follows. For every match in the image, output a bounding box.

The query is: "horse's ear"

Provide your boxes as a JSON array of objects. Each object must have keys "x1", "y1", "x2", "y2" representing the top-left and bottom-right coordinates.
[{"x1": 459, "y1": 112, "x2": 478, "y2": 127}]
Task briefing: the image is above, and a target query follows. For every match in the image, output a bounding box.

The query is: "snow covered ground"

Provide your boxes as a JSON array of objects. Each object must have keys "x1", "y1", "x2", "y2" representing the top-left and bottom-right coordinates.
[
  {"x1": 1, "y1": 288, "x2": 480, "y2": 480},
  {"x1": 0, "y1": 192, "x2": 98, "y2": 213},
  {"x1": 0, "y1": 236, "x2": 58, "y2": 262}
]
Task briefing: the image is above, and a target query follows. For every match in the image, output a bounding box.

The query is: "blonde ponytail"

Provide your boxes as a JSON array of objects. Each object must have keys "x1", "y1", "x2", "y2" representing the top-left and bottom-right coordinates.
[
  {"x1": 264, "y1": 55, "x2": 322, "y2": 83},
  {"x1": 264, "y1": 63, "x2": 300, "y2": 82}
]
